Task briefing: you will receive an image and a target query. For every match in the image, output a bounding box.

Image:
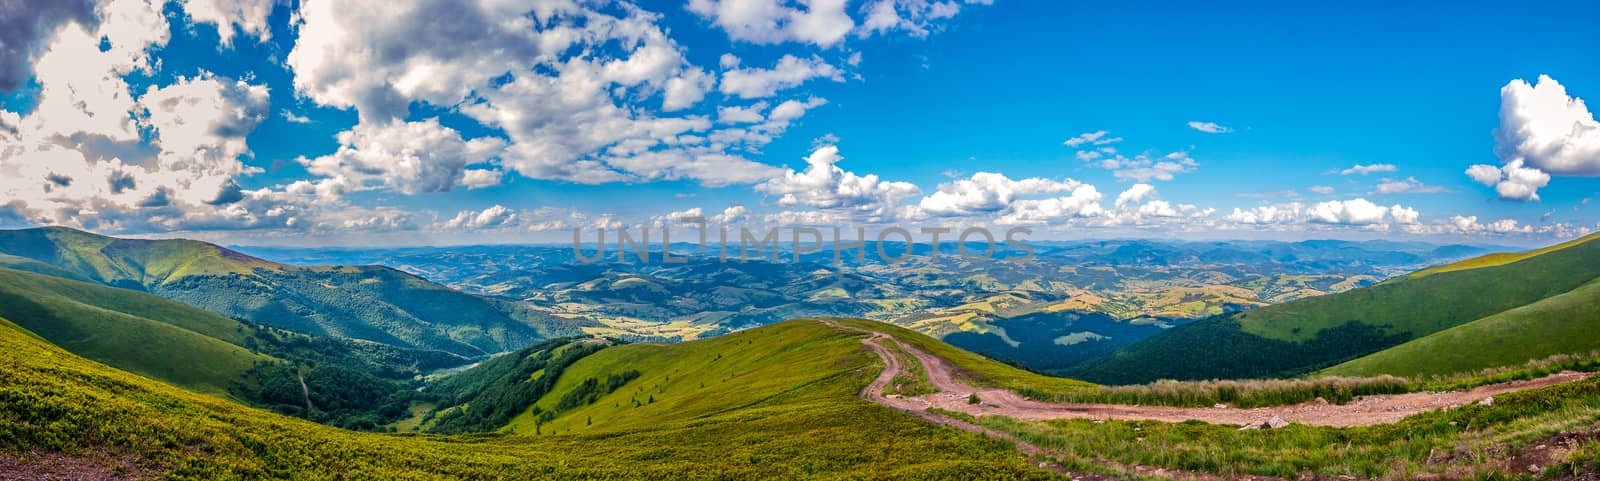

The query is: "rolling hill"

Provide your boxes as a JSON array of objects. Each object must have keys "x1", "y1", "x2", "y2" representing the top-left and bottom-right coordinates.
[
  {"x1": 1324, "y1": 276, "x2": 1600, "y2": 377},
  {"x1": 0, "y1": 266, "x2": 470, "y2": 402},
  {"x1": 1066, "y1": 232, "x2": 1600, "y2": 384},
  {"x1": 0, "y1": 227, "x2": 591, "y2": 357},
  {"x1": 0, "y1": 313, "x2": 1058, "y2": 480},
  {"x1": 0, "y1": 266, "x2": 270, "y2": 397}
]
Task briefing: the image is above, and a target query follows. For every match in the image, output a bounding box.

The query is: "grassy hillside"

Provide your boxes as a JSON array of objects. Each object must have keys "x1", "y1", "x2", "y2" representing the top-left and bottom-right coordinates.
[
  {"x1": 0, "y1": 314, "x2": 1058, "y2": 480},
  {"x1": 1068, "y1": 234, "x2": 1600, "y2": 383},
  {"x1": 0, "y1": 227, "x2": 589, "y2": 357},
  {"x1": 500, "y1": 318, "x2": 1095, "y2": 436},
  {"x1": 1325, "y1": 277, "x2": 1600, "y2": 377},
  {"x1": 0, "y1": 266, "x2": 269, "y2": 397},
  {"x1": 1406, "y1": 232, "x2": 1600, "y2": 278}
]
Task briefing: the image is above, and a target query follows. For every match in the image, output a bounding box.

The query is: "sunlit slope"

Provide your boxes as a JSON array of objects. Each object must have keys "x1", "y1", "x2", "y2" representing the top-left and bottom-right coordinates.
[
  {"x1": 1325, "y1": 277, "x2": 1600, "y2": 378},
  {"x1": 0, "y1": 227, "x2": 579, "y2": 357},
  {"x1": 513, "y1": 318, "x2": 1094, "y2": 435},
  {"x1": 0, "y1": 316, "x2": 1057, "y2": 480},
  {"x1": 1406, "y1": 232, "x2": 1600, "y2": 279},
  {"x1": 0, "y1": 266, "x2": 268, "y2": 396},
  {"x1": 1068, "y1": 234, "x2": 1600, "y2": 383}
]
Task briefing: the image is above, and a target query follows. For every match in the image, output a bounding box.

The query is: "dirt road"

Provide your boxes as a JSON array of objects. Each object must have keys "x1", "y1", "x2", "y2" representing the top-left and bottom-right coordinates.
[{"x1": 845, "y1": 321, "x2": 1594, "y2": 428}]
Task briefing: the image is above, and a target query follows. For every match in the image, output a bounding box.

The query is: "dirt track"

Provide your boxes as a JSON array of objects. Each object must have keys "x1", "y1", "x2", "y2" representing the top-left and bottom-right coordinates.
[{"x1": 843, "y1": 321, "x2": 1595, "y2": 428}]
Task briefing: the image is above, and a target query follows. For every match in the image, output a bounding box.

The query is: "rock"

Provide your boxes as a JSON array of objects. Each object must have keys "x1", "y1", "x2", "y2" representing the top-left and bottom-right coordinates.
[
  {"x1": 1479, "y1": 396, "x2": 1494, "y2": 406},
  {"x1": 1264, "y1": 416, "x2": 1289, "y2": 429},
  {"x1": 1314, "y1": 396, "x2": 1329, "y2": 405},
  {"x1": 1213, "y1": 403, "x2": 1228, "y2": 409},
  {"x1": 1527, "y1": 464, "x2": 1541, "y2": 473},
  {"x1": 1237, "y1": 424, "x2": 1259, "y2": 431}
]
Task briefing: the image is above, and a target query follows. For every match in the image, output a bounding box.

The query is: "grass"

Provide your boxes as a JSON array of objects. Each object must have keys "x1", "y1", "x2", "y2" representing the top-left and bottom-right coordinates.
[
  {"x1": 0, "y1": 317, "x2": 1062, "y2": 480},
  {"x1": 1325, "y1": 276, "x2": 1600, "y2": 378},
  {"x1": 1408, "y1": 231, "x2": 1600, "y2": 279},
  {"x1": 973, "y1": 376, "x2": 1600, "y2": 480},
  {"x1": 1025, "y1": 376, "x2": 1410, "y2": 408},
  {"x1": 0, "y1": 266, "x2": 269, "y2": 397},
  {"x1": 883, "y1": 339, "x2": 937, "y2": 397}
]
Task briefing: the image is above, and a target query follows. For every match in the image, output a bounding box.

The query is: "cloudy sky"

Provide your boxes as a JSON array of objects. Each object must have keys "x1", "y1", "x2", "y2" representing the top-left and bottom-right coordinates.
[{"x1": 2, "y1": 0, "x2": 1599, "y2": 246}]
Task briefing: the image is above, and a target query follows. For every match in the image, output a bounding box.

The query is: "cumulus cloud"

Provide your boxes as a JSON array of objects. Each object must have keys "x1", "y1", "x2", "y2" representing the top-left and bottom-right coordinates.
[
  {"x1": 687, "y1": 0, "x2": 855, "y2": 47},
  {"x1": 1495, "y1": 75, "x2": 1600, "y2": 176},
  {"x1": 1186, "y1": 121, "x2": 1232, "y2": 134},
  {"x1": 179, "y1": 0, "x2": 276, "y2": 46},
  {"x1": 287, "y1": 0, "x2": 786, "y2": 187},
  {"x1": 1309, "y1": 185, "x2": 1335, "y2": 195},
  {"x1": 1464, "y1": 75, "x2": 1600, "y2": 202},
  {"x1": 1450, "y1": 215, "x2": 1532, "y2": 234},
  {"x1": 301, "y1": 119, "x2": 507, "y2": 195},
  {"x1": 1223, "y1": 198, "x2": 1418, "y2": 227},
  {"x1": 1339, "y1": 163, "x2": 1397, "y2": 175},
  {"x1": 995, "y1": 185, "x2": 1106, "y2": 225},
  {"x1": 756, "y1": 144, "x2": 920, "y2": 221},
  {"x1": 0, "y1": 0, "x2": 95, "y2": 90},
  {"x1": 918, "y1": 172, "x2": 1085, "y2": 216},
  {"x1": 719, "y1": 54, "x2": 844, "y2": 99},
  {"x1": 1465, "y1": 159, "x2": 1551, "y2": 202},
  {"x1": 1097, "y1": 151, "x2": 1198, "y2": 182},
  {"x1": 440, "y1": 204, "x2": 517, "y2": 230}
]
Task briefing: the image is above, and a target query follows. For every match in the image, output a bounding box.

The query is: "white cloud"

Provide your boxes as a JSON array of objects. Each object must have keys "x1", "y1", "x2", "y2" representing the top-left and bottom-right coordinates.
[
  {"x1": 440, "y1": 204, "x2": 517, "y2": 230},
  {"x1": 687, "y1": 0, "x2": 855, "y2": 47},
  {"x1": 1225, "y1": 204, "x2": 1302, "y2": 225},
  {"x1": 1495, "y1": 75, "x2": 1600, "y2": 176},
  {"x1": 1339, "y1": 163, "x2": 1397, "y2": 175},
  {"x1": 1464, "y1": 75, "x2": 1600, "y2": 202},
  {"x1": 1186, "y1": 121, "x2": 1232, "y2": 134},
  {"x1": 0, "y1": 0, "x2": 95, "y2": 90},
  {"x1": 719, "y1": 54, "x2": 843, "y2": 99},
  {"x1": 1307, "y1": 198, "x2": 1392, "y2": 225},
  {"x1": 1450, "y1": 215, "x2": 1532, "y2": 234},
  {"x1": 179, "y1": 0, "x2": 276, "y2": 46},
  {"x1": 281, "y1": 110, "x2": 311, "y2": 123},
  {"x1": 1097, "y1": 151, "x2": 1198, "y2": 182},
  {"x1": 996, "y1": 185, "x2": 1106, "y2": 225},
  {"x1": 1309, "y1": 185, "x2": 1335, "y2": 195},
  {"x1": 1373, "y1": 177, "x2": 1448, "y2": 195},
  {"x1": 1466, "y1": 160, "x2": 1551, "y2": 202},
  {"x1": 301, "y1": 119, "x2": 507, "y2": 195},
  {"x1": 756, "y1": 144, "x2": 920, "y2": 221},
  {"x1": 918, "y1": 172, "x2": 1084, "y2": 216},
  {"x1": 860, "y1": 0, "x2": 974, "y2": 37},
  {"x1": 1063, "y1": 130, "x2": 1121, "y2": 147}
]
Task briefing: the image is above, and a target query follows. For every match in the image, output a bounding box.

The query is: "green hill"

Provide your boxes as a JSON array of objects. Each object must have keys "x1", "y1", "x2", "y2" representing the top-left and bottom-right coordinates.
[
  {"x1": 0, "y1": 313, "x2": 1057, "y2": 479},
  {"x1": 1067, "y1": 234, "x2": 1600, "y2": 383},
  {"x1": 1324, "y1": 276, "x2": 1600, "y2": 377},
  {"x1": 0, "y1": 266, "x2": 270, "y2": 397},
  {"x1": 0, "y1": 227, "x2": 590, "y2": 357}
]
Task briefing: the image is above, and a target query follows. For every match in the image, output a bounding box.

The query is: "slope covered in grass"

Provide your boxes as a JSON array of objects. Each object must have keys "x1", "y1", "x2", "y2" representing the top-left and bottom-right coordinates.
[
  {"x1": 0, "y1": 266, "x2": 269, "y2": 396},
  {"x1": 500, "y1": 318, "x2": 1095, "y2": 436},
  {"x1": 1325, "y1": 277, "x2": 1600, "y2": 378},
  {"x1": 0, "y1": 314, "x2": 1057, "y2": 480},
  {"x1": 1068, "y1": 234, "x2": 1600, "y2": 383},
  {"x1": 0, "y1": 227, "x2": 588, "y2": 357}
]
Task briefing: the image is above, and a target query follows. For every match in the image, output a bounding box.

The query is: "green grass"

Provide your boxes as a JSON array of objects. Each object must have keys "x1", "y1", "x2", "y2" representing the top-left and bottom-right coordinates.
[
  {"x1": 1071, "y1": 233, "x2": 1600, "y2": 383},
  {"x1": 0, "y1": 227, "x2": 585, "y2": 358},
  {"x1": 1326, "y1": 277, "x2": 1600, "y2": 378},
  {"x1": 0, "y1": 317, "x2": 1060, "y2": 479},
  {"x1": 0, "y1": 266, "x2": 269, "y2": 397},
  {"x1": 824, "y1": 318, "x2": 1098, "y2": 395},
  {"x1": 1408, "y1": 231, "x2": 1600, "y2": 279},
  {"x1": 883, "y1": 339, "x2": 938, "y2": 397}
]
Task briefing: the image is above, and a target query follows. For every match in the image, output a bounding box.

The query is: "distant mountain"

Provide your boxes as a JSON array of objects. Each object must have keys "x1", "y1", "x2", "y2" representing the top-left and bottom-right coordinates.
[
  {"x1": 1066, "y1": 233, "x2": 1600, "y2": 384},
  {"x1": 0, "y1": 227, "x2": 592, "y2": 357},
  {"x1": 237, "y1": 238, "x2": 1494, "y2": 372}
]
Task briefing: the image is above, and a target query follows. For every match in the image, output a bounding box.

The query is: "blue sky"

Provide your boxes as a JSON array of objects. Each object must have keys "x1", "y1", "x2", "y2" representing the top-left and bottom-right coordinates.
[{"x1": 1, "y1": 0, "x2": 1598, "y2": 246}]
